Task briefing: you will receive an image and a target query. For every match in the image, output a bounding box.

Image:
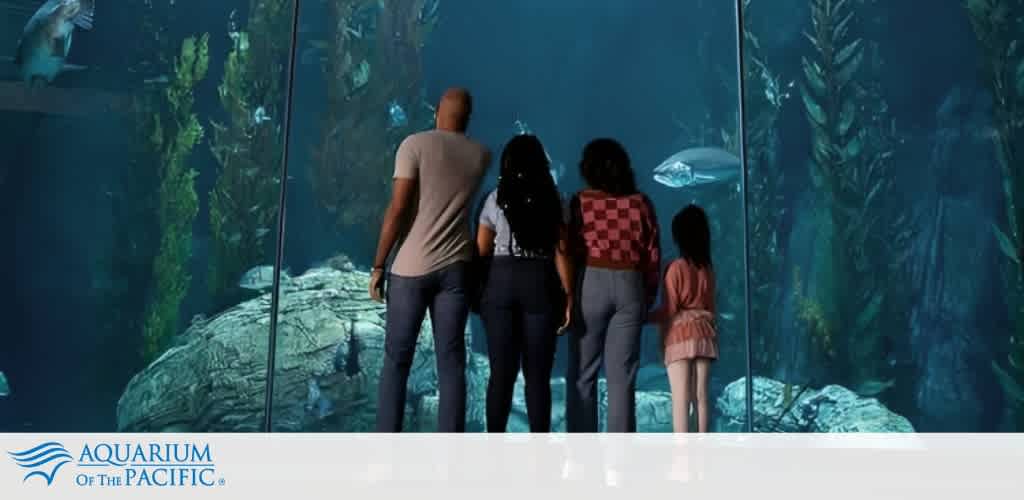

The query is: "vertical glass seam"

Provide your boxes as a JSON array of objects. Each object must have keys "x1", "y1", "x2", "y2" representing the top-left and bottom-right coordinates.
[
  {"x1": 263, "y1": 0, "x2": 304, "y2": 433},
  {"x1": 733, "y1": 0, "x2": 755, "y2": 432}
]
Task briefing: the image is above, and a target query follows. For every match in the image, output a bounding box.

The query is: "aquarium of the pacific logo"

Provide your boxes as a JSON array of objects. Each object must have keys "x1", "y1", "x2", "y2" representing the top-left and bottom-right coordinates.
[{"x1": 8, "y1": 441, "x2": 225, "y2": 488}]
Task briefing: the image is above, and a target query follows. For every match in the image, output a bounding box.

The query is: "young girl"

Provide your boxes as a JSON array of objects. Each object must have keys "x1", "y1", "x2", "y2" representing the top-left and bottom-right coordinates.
[{"x1": 648, "y1": 204, "x2": 717, "y2": 433}]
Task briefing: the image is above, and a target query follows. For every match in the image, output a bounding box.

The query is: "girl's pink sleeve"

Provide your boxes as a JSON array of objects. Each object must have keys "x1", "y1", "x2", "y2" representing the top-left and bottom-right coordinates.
[
  {"x1": 663, "y1": 261, "x2": 686, "y2": 318},
  {"x1": 640, "y1": 196, "x2": 661, "y2": 308}
]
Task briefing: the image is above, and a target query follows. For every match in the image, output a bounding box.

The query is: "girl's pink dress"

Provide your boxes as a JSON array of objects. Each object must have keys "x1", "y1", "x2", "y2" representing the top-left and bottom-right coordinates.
[{"x1": 655, "y1": 258, "x2": 718, "y2": 365}]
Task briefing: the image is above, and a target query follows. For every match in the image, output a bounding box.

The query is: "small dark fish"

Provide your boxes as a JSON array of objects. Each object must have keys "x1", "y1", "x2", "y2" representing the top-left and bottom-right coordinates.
[{"x1": 344, "y1": 329, "x2": 361, "y2": 377}]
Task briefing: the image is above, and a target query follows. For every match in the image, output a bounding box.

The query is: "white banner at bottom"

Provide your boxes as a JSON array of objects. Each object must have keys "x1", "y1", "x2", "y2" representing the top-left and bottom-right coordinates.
[{"x1": 0, "y1": 434, "x2": 1020, "y2": 498}]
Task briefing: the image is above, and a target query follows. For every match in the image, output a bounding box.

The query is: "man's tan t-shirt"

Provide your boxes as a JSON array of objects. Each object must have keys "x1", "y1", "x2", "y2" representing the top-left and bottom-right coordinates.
[{"x1": 390, "y1": 129, "x2": 491, "y2": 277}]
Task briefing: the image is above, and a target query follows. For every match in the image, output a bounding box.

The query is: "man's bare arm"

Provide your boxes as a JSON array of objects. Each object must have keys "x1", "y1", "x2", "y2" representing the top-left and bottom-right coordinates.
[{"x1": 373, "y1": 178, "x2": 417, "y2": 269}]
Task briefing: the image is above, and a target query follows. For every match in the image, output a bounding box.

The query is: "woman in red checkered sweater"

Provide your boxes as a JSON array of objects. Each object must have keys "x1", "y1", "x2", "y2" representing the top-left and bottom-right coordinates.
[{"x1": 564, "y1": 138, "x2": 661, "y2": 433}]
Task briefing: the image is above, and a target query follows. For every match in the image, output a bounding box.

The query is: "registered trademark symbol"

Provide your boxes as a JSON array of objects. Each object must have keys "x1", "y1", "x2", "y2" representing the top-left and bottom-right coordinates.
[{"x1": 219, "y1": 478, "x2": 226, "y2": 486}]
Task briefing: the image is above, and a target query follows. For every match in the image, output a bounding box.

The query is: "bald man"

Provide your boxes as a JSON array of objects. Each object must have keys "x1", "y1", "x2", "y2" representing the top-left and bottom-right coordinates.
[{"x1": 369, "y1": 88, "x2": 492, "y2": 432}]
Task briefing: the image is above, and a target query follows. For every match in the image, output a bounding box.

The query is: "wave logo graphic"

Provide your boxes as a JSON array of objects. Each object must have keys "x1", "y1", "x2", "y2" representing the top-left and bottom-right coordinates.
[{"x1": 8, "y1": 442, "x2": 73, "y2": 486}]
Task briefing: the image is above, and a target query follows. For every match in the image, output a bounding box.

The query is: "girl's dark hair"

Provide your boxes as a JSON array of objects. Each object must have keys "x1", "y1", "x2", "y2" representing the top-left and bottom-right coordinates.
[
  {"x1": 497, "y1": 134, "x2": 562, "y2": 256},
  {"x1": 672, "y1": 204, "x2": 712, "y2": 269},
  {"x1": 579, "y1": 138, "x2": 637, "y2": 196}
]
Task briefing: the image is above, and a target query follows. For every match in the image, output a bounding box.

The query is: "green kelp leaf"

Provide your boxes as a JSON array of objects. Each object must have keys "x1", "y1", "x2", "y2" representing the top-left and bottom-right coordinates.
[
  {"x1": 838, "y1": 98, "x2": 856, "y2": 136},
  {"x1": 810, "y1": 0, "x2": 825, "y2": 21},
  {"x1": 836, "y1": 47, "x2": 864, "y2": 87},
  {"x1": 1015, "y1": 57, "x2": 1024, "y2": 97},
  {"x1": 991, "y1": 361, "x2": 1024, "y2": 403},
  {"x1": 834, "y1": 10, "x2": 855, "y2": 43},
  {"x1": 812, "y1": 140, "x2": 832, "y2": 168},
  {"x1": 802, "y1": 57, "x2": 827, "y2": 96},
  {"x1": 863, "y1": 181, "x2": 883, "y2": 209},
  {"x1": 842, "y1": 133, "x2": 863, "y2": 159},
  {"x1": 802, "y1": 88, "x2": 827, "y2": 126},
  {"x1": 855, "y1": 292, "x2": 884, "y2": 334},
  {"x1": 807, "y1": 108, "x2": 829, "y2": 137},
  {"x1": 745, "y1": 30, "x2": 762, "y2": 51},
  {"x1": 803, "y1": 31, "x2": 820, "y2": 52},
  {"x1": 991, "y1": 222, "x2": 1021, "y2": 264},
  {"x1": 836, "y1": 38, "x2": 863, "y2": 67},
  {"x1": 965, "y1": 0, "x2": 989, "y2": 18}
]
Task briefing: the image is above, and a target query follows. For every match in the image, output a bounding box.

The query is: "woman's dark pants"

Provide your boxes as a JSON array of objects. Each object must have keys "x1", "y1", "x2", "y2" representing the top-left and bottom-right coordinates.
[{"x1": 480, "y1": 257, "x2": 562, "y2": 432}]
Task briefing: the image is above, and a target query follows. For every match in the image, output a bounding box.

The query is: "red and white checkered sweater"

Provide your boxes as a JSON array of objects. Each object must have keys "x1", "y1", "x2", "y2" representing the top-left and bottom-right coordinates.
[{"x1": 568, "y1": 189, "x2": 661, "y2": 307}]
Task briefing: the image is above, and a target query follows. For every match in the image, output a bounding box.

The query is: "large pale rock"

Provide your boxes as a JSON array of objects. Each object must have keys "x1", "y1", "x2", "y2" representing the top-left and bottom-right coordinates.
[
  {"x1": 716, "y1": 377, "x2": 915, "y2": 432},
  {"x1": 116, "y1": 267, "x2": 440, "y2": 432}
]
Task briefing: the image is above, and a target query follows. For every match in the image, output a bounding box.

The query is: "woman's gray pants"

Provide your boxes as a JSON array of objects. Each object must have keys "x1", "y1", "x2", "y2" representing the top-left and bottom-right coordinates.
[{"x1": 565, "y1": 267, "x2": 645, "y2": 433}]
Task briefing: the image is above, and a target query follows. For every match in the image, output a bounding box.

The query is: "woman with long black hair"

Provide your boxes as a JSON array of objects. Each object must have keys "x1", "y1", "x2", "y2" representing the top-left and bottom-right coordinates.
[{"x1": 476, "y1": 134, "x2": 573, "y2": 432}]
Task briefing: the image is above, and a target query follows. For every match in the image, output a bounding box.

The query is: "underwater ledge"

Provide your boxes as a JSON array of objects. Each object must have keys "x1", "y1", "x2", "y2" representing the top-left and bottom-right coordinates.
[{"x1": 115, "y1": 259, "x2": 915, "y2": 433}]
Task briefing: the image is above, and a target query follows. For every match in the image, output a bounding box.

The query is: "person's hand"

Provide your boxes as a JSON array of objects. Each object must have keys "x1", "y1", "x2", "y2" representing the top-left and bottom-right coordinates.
[
  {"x1": 557, "y1": 296, "x2": 572, "y2": 335},
  {"x1": 369, "y1": 268, "x2": 385, "y2": 303}
]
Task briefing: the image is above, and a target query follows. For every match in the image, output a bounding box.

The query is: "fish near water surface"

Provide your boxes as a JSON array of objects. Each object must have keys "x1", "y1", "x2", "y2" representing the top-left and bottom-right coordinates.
[
  {"x1": 14, "y1": 0, "x2": 94, "y2": 85},
  {"x1": 652, "y1": 147, "x2": 742, "y2": 189},
  {"x1": 513, "y1": 118, "x2": 565, "y2": 185}
]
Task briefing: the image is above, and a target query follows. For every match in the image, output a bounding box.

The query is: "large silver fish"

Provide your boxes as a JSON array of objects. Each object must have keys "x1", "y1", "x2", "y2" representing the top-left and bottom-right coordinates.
[
  {"x1": 652, "y1": 147, "x2": 741, "y2": 189},
  {"x1": 14, "y1": 0, "x2": 94, "y2": 85}
]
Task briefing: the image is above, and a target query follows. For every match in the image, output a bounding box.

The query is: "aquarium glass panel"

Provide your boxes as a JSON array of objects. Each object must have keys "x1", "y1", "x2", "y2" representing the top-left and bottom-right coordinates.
[
  {"x1": 742, "y1": 0, "x2": 1021, "y2": 432},
  {"x1": 270, "y1": 0, "x2": 747, "y2": 432},
  {"x1": 0, "y1": 0, "x2": 297, "y2": 432}
]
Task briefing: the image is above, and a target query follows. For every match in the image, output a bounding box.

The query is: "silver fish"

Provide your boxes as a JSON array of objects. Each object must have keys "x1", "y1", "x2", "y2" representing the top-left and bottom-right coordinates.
[
  {"x1": 652, "y1": 147, "x2": 741, "y2": 188},
  {"x1": 854, "y1": 379, "x2": 895, "y2": 398},
  {"x1": 238, "y1": 265, "x2": 291, "y2": 291},
  {"x1": 513, "y1": 118, "x2": 564, "y2": 185},
  {"x1": 0, "y1": 370, "x2": 9, "y2": 397},
  {"x1": 14, "y1": 0, "x2": 94, "y2": 85}
]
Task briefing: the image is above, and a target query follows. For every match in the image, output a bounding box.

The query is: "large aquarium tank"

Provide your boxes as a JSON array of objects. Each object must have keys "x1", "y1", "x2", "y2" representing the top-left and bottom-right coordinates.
[{"x1": 0, "y1": 0, "x2": 1019, "y2": 433}]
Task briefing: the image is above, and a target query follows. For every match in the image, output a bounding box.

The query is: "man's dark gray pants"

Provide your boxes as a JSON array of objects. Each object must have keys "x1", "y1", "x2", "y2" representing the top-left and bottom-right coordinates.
[{"x1": 375, "y1": 261, "x2": 469, "y2": 432}]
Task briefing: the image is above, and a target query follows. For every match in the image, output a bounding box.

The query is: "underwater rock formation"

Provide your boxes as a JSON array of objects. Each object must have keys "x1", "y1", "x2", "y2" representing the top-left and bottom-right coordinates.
[
  {"x1": 905, "y1": 88, "x2": 1003, "y2": 430},
  {"x1": 911, "y1": 193, "x2": 994, "y2": 431},
  {"x1": 117, "y1": 264, "x2": 440, "y2": 432},
  {"x1": 716, "y1": 377, "x2": 914, "y2": 433},
  {"x1": 117, "y1": 259, "x2": 676, "y2": 432}
]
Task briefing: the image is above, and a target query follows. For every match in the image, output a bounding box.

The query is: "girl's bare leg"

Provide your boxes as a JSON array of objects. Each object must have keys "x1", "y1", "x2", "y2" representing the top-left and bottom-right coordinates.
[
  {"x1": 667, "y1": 360, "x2": 693, "y2": 433},
  {"x1": 695, "y1": 358, "x2": 712, "y2": 433}
]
